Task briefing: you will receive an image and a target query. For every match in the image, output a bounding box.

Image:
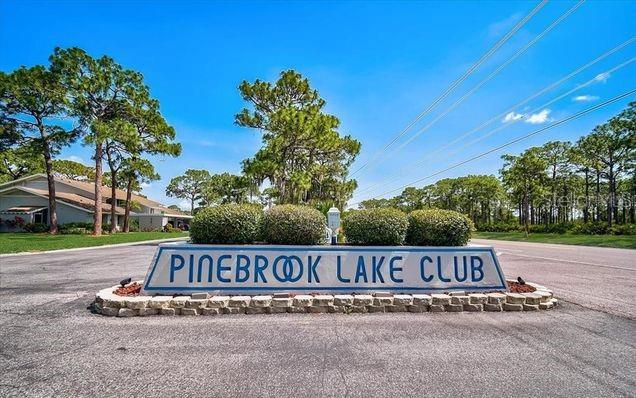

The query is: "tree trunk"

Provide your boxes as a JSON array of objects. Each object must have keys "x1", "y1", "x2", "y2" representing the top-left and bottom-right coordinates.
[
  {"x1": 124, "y1": 176, "x2": 133, "y2": 232},
  {"x1": 93, "y1": 142, "x2": 103, "y2": 236},
  {"x1": 583, "y1": 168, "x2": 589, "y2": 223},
  {"x1": 190, "y1": 196, "x2": 195, "y2": 216},
  {"x1": 110, "y1": 170, "x2": 117, "y2": 234},
  {"x1": 42, "y1": 140, "x2": 58, "y2": 234}
]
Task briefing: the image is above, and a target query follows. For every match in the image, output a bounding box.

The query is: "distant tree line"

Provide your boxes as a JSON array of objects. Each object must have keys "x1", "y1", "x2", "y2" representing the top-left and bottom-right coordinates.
[
  {"x1": 360, "y1": 102, "x2": 635, "y2": 234},
  {"x1": 0, "y1": 47, "x2": 181, "y2": 235}
]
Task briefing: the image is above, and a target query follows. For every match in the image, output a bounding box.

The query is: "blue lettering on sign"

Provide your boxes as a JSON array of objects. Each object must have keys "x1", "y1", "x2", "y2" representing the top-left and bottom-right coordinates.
[
  {"x1": 471, "y1": 256, "x2": 484, "y2": 282},
  {"x1": 454, "y1": 256, "x2": 468, "y2": 282},
  {"x1": 372, "y1": 256, "x2": 385, "y2": 283},
  {"x1": 437, "y1": 256, "x2": 452, "y2": 282},
  {"x1": 200, "y1": 255, "x2": 213, "y2": 283},
  {"x1": 273, "y1": 255, "x2": 303, "y2": 283},
  {"x1": 170, "y1": 254, "x2": 185, "y2": 283},
  {"x1": 355, "y1": 256, "x2": 368, "y2": 283},
  {"x1": 236, "y1": 254, "x2": 250, "y2": 283},
  {"x1": 254, "y1": 255, "x2": 268, "y2": 283},
  {"x1": 389, "y1": 256, "x2": 403, "y2": 283},
  {"x1": 337, "y1": 256, "x2": 350, "y2": 283},
  {"x1": 217, "y1": 255, "x2": 232, "y2": 283},
  {"x1": 308, "y1": 255, "x2": 321, "y2": 283},
  {"x1": 419, "y1": 256, "x2": 434, "y2": 282}
]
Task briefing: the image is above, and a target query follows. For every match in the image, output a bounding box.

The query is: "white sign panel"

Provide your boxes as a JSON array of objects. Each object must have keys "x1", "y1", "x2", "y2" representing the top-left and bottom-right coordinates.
[{"x1": 142, "y1": 244, "x2": 507, "y2": 295}]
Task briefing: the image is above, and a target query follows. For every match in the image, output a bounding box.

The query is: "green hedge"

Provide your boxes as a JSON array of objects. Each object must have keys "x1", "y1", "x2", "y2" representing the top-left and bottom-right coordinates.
[
  {"x1": 406, "y1": 209, "x2": 472, "y2": 246},
  {"x1": 261, "y1": 205, "x2": 326, "y2": 245},
  {"x1": 342, "y1": 208, "x2": 408, "y2": 246},
  {"x1": 190, "y1": 204, "x2": 262, "y2": 244}
]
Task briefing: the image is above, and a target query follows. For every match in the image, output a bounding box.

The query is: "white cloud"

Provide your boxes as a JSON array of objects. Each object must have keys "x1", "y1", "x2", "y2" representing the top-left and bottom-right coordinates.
[
  {"x1": 140, "y1": 182, "x2": 152, "y2": 189},
  {"x1": 525, "y1": 109, "x2": 552, "y2": 124},
  {"x1": 572, "y1": 95, "x2": 599, "y2": 102},
  {"x1": 594, "y1": 72, "x2": 610, "y2": 83},
  {"x1": 502, "y1": 112, "x2": 524, "y2": 123},
  {"x1": 63, "y1": 155, "x2": 86, "y2": 164}
]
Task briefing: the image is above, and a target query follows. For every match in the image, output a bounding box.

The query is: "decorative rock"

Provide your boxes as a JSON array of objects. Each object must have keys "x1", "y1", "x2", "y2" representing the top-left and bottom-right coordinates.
[
  {"x1": 221, "y1": 307, "x2": 244, "y2": 314},
  {"x1": 272, "y1": 297, "x2": 293, "y2": 307},
  {"x1": 484, "y1": 303, "x2": 502, "y2": 312},
  {"x1": 228, "y1": 296, "x2": 251, "y2": 308},
  {"x1": 312, "y1": 295, "x2": 334, "y2": 306},
  {"x1": 450, "y1": 296, "x2": 470, "y2": 305},
  {"x1": 273, "y1": 293, "x2": 291, "y2": 298},
  {"x1": 139, "y1": 308, "x2": 158, "y2": 316},
  {"x1": 187, "y1": 299, "x2": 208, "y2": 309},
  {"x1": 149, "y1": 296, "x2": 172, "y2": 309},
  {"x1": 487, "y1": 293, "x2": 507, "y2": 304},
  {"x1": 160, "y1": 308, "x2": 177, "y2": 316},
  {"x1": 505, "y1": 293, "x2": 526, "y2": 304},
  {"x1": 386, "y1": 305, "x2": 407, "y2": 313},
  {"x1": 287, "y1": 306, "x2": 307, "y2": 314},
  {"x1": 101, "y1": 307, "x2": 119, "y2": 316},
  {"x1": 268, "y1": 306, "x2": 288, "y2": 314},
  {"x1": 208, "y1": 296, "x2": 230, "y2": 308},
  {"x1": 366, "y1": 305, "x2": 386, "y2": 313},
  {"x1": 333, "y1": 295, "x2": 354, "y2": 306},
  {"x1": 550, "y1": 298, "x2": 559, "y2": 307},
  {"x1": 431, "y1": 294, "x2": 451, "y2": 305},
  {"x1": 534, "y1": 290, "x2": 553, "y2": 303},
  {"x1": 246, "y1": 307, "x2": 267, "y2": 314},
  {"x1": 374, "y1": 292, "x2": 393, "y2": 298},
  {"x1": 251, "y1": 295, "x2": 273, "y2": 307},
  {"x1": 328, "y1": 306, "x2": 346, "y2": 313},
  {"x1": 523, "y1": 304, "x2": 540, "y2": 311},
  {"x1": 308, "y1": 306, "x2": 329, "y2": 313},
  {"x1": 293, "y1": 295, "x2": 314, "y2": 307},
  {"x1": 468, "y1": 293, "x2": 488, "y2": 304},
  {"x1": 373, "y1": 296, "x2": 393, "y2": 306},
  {"x1": 126, "y1": 297, "x2": 149, "y2": 309},
  {"x1": 350, "y1": 305, "x2": 367, "y2": 313},
  {"x1": 521, "y1": 293, "x2": 542, "y2": 305},
  {"x1": 463, "y1": 304, "x2": 483, "y2": 312},
  {"x1": 539, "y1": 301, "x2": 554, "y2": 310},
  {"x1": 429, "y1": 304, "x2": 445, "y2": 312},
  {"x1": 191, "y1": 293, "x2": 209, "y2": 300},
  {"x1": 412, "y1": 294, "x2": 432, "y2": 306},
  {"x1": 181, "y1": 308, "x2": 199, "y2": 316},
  {"x1": 408, "y1": 305, "x2": 426, "y2": 313},
  {"x1": 202, "y1": 308, "x2": 219, "y2": 315},
  {"x1": 171, "y1": 296, "x2": 189, "y2": 308},
  {"x1": 503, "y1": 303, "x2": 523, "y2": 311},
  {"x1": 445, "y1": 304, "x2": 463, "y2": 312},
  {"x1": 393, "y1": 294, "x2": 413, "y2": 306},
  {"x1": 118, "y1": 308, "x2": 138, "y2": 317},
  {"x1": 103, "y1": 297, "x2": 126, "y2": 308},
  {"x1": 353, "y1": 295, "x2": 374, "y2": 306}
]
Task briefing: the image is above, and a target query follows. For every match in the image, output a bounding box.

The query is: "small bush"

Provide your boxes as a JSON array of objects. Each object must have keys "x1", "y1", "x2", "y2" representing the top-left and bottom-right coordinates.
[
  {"x1": 190, "y1": 204, "x2": 262, "y2": 244},
  {"x1": 261, "y1": 205, "x2": 326, "y2": 245},
  {"x1": 571, "y1": 221, "x2": 610, "y2": 235},
  {"x1": 477, "y1": 221, "x2": 521, "y2": 233},
  {"x1": 406, "y1": 209, "x2": 472, "y2": 246},
  {"x1": 610, "y1": 224, "x2": 636, "y2": 235},
  {"x1": 342, "y1": 208, "x2": 408, "y2": 246},
  {"x1": 23, "y1": 223, "x2": 48, "y2": 233}
]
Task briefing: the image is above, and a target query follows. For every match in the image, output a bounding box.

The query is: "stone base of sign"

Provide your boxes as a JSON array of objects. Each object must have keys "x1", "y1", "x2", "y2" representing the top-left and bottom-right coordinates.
[{"x1": 93, "y1": 280, "x2": 557, "y2": 317}]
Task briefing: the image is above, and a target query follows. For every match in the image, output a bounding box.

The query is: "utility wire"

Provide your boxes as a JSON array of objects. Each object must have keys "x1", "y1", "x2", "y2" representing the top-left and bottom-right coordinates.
[
  {"x1": 349, "y1": 0, "x2": 548, "y2": 177},
  {"x1": 382, "y1": 0, "x2": 585, "y2": 159},
  {"x1": 349, "y1": 88, "x2": 636, "y2": 207},
  {"x1": 354, "y1": 37, "x2": 635, "y2": 196}
]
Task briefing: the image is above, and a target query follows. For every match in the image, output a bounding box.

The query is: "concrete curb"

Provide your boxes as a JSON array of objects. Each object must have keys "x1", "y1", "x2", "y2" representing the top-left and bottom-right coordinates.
[
  {"x1": 0, "y1": 236, "x2": 189, "y2": 258},
  {"x1": 93, "y1": 280, "x2": 557, "y2": 317}
]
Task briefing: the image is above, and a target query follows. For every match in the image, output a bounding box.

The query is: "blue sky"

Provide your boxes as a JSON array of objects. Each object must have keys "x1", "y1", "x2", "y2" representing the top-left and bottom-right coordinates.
[{"x1": 1, "y1": 0, "x2": 635, "y2": 208}]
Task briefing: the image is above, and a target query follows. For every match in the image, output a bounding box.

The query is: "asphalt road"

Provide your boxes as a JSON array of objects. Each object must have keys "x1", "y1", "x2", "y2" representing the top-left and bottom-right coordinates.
[{"x1": 1, "y1": 240, "x2": 635, "y2": 397}]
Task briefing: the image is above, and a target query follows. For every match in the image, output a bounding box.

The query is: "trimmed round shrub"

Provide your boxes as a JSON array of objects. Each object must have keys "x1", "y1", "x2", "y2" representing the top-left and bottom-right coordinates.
[
  {"x1": 261, "y1": 205, "x2": 326, "y2": 245},
  {"x1": 190, "y1": 204, "x2": 262, "y2": 244},
  {"x1": 342, "y1": 208, "x2": 408, "y2": 246},
  {"x1": 406, "y1": 209, "x2": 472, "y2": 246}
]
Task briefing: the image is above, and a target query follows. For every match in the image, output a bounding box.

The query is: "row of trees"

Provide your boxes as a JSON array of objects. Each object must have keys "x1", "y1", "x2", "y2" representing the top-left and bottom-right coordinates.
[
  {"x1": 0, "y1": 47, "x2": 181, "y2": 235},
  {"x1": 166, "y1": 70, "x2": 361, "y2": 213},
  {"x1": 360, "y1": 102, "x2": 636, "y2": 232}
]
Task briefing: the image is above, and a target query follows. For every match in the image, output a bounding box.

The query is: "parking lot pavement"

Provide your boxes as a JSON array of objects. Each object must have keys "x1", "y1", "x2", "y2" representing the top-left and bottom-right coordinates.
[{"x1": 1, "y1": 242, "x2": 635, "y2": 397}]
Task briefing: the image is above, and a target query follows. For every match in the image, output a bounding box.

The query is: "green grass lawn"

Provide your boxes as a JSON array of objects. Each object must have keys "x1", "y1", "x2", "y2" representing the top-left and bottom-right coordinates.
[
  {"x1": 473, "y1": 231, "x2": 636, "y2": 249},
  {"x1": 0, "y1": 231, "x2": 189, "y2": 254}
]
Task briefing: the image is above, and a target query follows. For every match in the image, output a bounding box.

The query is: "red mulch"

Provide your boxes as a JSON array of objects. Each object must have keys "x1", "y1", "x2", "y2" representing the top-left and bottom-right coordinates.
[
  {"x1": 114, "y1": 282, "x2": 142, "y2": 296},
  {"x1": 507, "y1": 281, "x2": 536, "y2": 293}
]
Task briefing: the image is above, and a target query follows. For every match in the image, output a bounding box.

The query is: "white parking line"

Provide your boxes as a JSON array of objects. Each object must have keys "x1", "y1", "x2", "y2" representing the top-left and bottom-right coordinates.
[{"x1": 502, "y1": 252, "x2": 635, "y2": 272}]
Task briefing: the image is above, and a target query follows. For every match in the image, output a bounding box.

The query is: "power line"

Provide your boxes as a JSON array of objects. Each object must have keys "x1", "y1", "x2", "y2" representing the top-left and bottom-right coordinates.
[
  {"x1": 349, "y1": 0, "x2": 548, "y2": 177},
  {"x1": 381, "y1": 0, "x2": 585, "y2": 160},
  {"x1": 349, "y1": 88, "x2": 636, "y2": 207},
  {"x1": 354, "y1": 37, "x2": 635, "y2": 196}
]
